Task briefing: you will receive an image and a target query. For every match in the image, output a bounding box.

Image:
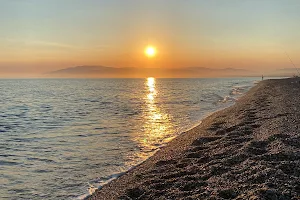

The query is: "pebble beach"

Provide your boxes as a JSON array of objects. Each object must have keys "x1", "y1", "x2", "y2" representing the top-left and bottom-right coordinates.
[{"x1": 89, "y1": 78, "x2": 300, "y2": 200}]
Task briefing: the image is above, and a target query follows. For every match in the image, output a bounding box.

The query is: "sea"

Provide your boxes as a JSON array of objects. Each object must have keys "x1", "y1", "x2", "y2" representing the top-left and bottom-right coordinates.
[{"x1": 0, "y1": 77, "x2": 260, "y2": 199}]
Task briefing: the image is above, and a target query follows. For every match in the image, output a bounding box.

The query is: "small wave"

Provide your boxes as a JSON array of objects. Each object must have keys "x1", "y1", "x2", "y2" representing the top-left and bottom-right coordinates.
[
  {"x1": 230, "y1": 88, "x2": 243, "y2": 95},
  {"x1": 79, "y1": 172, "x2": 126, "y2": 200},
  {"x1": 220, "y1": 96, "x2": 236, "y2": 103},
  {"x1": 100, "y1": 101, "x2": 113, "y2": 105},
  {"x1": 33, "y1": 169, "x2": 52, "y2": 173},
  {"x1": 27, "y1": 157, "x2": 56, "y2": 163},
  {"x1": 0, "y1": 160, "x2": 20, "y2": 166},
  {"x1": 230, "y1": 85, "x2": 249, "y2": 95}
]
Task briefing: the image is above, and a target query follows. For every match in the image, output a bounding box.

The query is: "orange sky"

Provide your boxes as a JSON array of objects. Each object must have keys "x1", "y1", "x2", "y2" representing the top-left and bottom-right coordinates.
[{"x1": 1, "y1": 0, "x2": 300, "y2": 77}]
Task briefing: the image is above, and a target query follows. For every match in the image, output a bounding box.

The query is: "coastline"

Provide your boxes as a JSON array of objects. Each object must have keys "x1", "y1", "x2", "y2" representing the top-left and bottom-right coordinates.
[{"x1": 88, "y1": 78, "x2": 300, "y2": 199}]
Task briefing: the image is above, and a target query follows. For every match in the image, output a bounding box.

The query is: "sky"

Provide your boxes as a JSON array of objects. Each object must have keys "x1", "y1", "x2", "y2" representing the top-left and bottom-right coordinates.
[{"x1": 1, "y1": 0, "x2": 300, "y2": 77}]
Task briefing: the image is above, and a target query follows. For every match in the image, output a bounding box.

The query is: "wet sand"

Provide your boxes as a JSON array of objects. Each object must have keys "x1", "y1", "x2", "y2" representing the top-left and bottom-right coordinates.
[{"x1": 89, "y1": 78, "x2": 300, "y2": 200}]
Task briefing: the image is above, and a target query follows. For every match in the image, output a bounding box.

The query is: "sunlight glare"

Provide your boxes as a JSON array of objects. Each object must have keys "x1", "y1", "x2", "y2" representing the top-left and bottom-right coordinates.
[
  {"x1": 147, "y1": 77, "x2": 155, "y2": 90},
  {"x1": 128, "y1": 77, "x2": 175, "y2": 164},
  {"x1": 145, "y1": 46, "x2": 156, "y2": 57}
]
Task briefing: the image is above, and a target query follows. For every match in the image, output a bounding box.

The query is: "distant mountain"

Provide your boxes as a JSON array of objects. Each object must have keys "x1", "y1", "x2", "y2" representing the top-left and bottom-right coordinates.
[
  {"x1": 48, "y1": 66, "x2": 255, "y2": 78},
  {"x1": 268, "y1": 68, "x2": 300, "y2": 77},
  {"x1": 49, "y1": 66, "x2": 119, "y2": 74},
  {"x1": 275, "y1": 68, "x2": 299, "y2": 73}
]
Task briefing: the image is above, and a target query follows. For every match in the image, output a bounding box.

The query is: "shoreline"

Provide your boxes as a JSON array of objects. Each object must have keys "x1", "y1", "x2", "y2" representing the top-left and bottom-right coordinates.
[
  {"x1": 83, "y1": 99, "x2": 233, "y2": 199},
  {"x1": 89, "y1": 78, "x2": 300, "y2": 199},
  {"x1": 81, "y1": 81, "x2": 254, "y2": 199},
  {"x1": 82, "y1": 82, "x2": 252, "y2": 199}
]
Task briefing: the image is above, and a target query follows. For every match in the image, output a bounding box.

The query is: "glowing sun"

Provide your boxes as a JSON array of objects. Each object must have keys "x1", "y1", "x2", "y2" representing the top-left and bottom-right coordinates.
[{"x1": 145, "y1": 46, "x2": 156, "y2": 57}]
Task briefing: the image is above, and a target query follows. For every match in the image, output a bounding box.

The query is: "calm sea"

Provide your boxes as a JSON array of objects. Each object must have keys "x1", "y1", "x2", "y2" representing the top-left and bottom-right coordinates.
[{"x1": 0, "y1": 78, "x2": 259, "y2": 199}]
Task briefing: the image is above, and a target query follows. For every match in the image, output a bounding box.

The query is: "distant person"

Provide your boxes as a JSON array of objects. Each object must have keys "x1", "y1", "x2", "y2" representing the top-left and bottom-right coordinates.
[{"x1": 262, "y1": 75, "x2": 264, "y2": 81}]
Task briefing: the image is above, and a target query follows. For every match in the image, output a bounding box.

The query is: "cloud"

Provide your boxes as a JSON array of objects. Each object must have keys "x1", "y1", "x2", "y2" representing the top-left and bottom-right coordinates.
[
  {"x1": 6, "y1": 38, "x2": 76, "y2": 49},
  {"x1": 4, "y1": 38, "x2": 108, "y2": 52},
  {"x1": 28, "y1": 40, "x2": 76, "y2": 48}
]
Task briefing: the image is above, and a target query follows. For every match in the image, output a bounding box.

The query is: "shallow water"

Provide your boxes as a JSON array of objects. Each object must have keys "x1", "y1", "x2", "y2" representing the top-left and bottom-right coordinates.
[{"x1": 0, "y1": 78, "x2": 258, "y2": 199}]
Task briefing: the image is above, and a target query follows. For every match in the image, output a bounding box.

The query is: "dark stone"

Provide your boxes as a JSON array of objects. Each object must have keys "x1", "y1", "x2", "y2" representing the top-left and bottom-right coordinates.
[
  {"x1": 218, "y1": 188, "x2": 238, "y2": 199},
  {"x1": 125, "y1": 187, "x2": 145, "y2": 198}
]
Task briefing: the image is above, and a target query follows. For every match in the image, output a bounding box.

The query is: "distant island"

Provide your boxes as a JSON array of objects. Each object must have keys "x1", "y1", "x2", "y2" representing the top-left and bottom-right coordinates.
[{"x1": 48, "y1": 66, "x2": 255, "y2": 78}]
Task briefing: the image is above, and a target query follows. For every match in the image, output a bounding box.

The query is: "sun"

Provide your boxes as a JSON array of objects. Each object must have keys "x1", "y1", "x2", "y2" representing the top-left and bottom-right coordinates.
[{"x1": 145, "y1": 46, "x2": 156, "y2": 57}]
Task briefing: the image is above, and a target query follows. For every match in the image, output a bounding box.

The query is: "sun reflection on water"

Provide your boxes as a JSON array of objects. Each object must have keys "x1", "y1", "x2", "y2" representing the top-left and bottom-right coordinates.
[{"x1": 132, "y1": 77, "x2": 175, "y2": 161}]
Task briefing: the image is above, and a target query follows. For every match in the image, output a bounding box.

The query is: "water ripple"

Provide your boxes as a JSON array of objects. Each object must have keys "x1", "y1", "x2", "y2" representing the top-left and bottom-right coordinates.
[{"x1": 0, "y1": 78, "x2": 257, "y2": 199}]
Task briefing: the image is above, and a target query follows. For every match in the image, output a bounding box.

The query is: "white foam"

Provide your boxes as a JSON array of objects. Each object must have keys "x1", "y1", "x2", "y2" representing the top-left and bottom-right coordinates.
[
  {"x1": 77, "y1": 172, "x2": 126, "y2": 200},
  {"x1": 220, "y1": 96, "x2": 236, "y2": 103}
]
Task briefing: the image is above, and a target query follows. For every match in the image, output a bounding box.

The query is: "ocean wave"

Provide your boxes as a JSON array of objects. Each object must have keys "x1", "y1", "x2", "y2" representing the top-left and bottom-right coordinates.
[
  {"x1": 220, "y1": 96, "x2": 237, "y2": 103},
  {"x1": 0, "y1": 78, "x2": 258, "y2": 200}
]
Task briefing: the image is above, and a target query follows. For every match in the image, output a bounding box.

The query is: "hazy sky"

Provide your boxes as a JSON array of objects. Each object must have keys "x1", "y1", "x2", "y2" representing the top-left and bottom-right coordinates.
[{"x1": 1, "y1": 0, "x2": 300, "y2": 77}]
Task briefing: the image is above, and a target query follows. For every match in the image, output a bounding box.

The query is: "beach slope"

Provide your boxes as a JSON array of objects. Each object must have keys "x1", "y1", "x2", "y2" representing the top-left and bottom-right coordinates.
[{"x1": 89, "y1": 78, "x2": 300, "y2": 199}]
